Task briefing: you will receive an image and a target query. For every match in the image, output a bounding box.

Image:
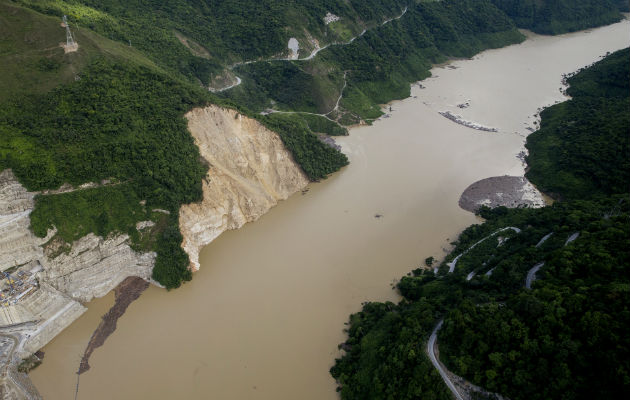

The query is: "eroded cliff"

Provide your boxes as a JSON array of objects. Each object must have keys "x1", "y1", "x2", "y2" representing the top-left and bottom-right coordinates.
[
  {"x1": 179, "y1": 105, "x2": 309, "y2": 270},
  {"x1": 41, "y1": 233, "x2": 154, "y2": 303},
  {"x1": 1, "y1": 104, "x2": 311, "y2": 398},
  {"x1": 0, "y1": 169, "x2": 155, "y2": 399}
]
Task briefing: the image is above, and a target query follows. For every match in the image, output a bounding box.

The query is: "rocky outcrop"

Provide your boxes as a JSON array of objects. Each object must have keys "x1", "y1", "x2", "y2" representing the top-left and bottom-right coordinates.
[
  {"x1": 0, "y1": 169, "x2": 155, "y2": 380},
  {"x1": 1, "y1": 105, "x2": 310, "y2": 398},
  {"x1": 0, "y1": 171, "x2": 43, "y2": 270},
  {"x1": 0, "y1": 171, "x2": 35, "y2": 216},
  {"x1": 179, "y1": 105, "x2": 309, "y2": 270},
  {"x1": 42, "y1": 234, "x2": 154, "y2": 303}
]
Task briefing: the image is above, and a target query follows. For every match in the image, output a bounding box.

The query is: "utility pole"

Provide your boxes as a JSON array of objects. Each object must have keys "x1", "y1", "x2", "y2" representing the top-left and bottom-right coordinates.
[{"x1": 63, "y1": 15, "x2": 76, "y2": 47}]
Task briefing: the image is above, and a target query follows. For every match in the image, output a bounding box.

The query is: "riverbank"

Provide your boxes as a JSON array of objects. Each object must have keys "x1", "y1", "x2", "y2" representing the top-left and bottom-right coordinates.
[
  {"x1": 28, "y1": 19, "x2": 630, "y2": 400},
  {"x1": 331, "y1": 43, "x2": 630, "y2": 400}
]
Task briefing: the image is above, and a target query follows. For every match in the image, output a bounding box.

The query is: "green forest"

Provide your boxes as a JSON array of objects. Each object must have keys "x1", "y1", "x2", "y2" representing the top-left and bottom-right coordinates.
[
  {"x1": 12, "y1": 0, "x2": 409, "y2": 84},
  {"x1": 526, "y1": 48, "x2": 630, "y2": 199},
  {"x1": 330, "y1": 49, "x2": 630, "y2": 399},
  {"x1": 0, "y1": 1, "x2": 347, "y2": 288},
  {"x1": 11, "y1": 0, "x2": 627, "y2": 124},
  {"x1": 224, "y1": 0, "x2": 526, "y2": 121},
  {"x1": 0, "y1": 57, "x2": 208, "y2": 288},
  {"x1": 1, "y1": 0, "x2": 627, "y2": 290},
  {"x1": 491, "y1": 0, "x2": 626, "y2": 34}
]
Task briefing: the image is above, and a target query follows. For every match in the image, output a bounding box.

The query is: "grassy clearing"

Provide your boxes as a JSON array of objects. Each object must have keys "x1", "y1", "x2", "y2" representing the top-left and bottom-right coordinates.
[{"x1": 0, "y1": 1, "x2": 160, "y2": 102}]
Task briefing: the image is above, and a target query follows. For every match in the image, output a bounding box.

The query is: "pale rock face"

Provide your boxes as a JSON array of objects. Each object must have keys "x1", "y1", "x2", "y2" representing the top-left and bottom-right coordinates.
[
  {"x1": 0, "y1": 169, "x2": 154, "y2": 364},
  {"x1": 0, "y1": 104, "x2": 307, "y2": 388},
  {"x1": 288, "y1": 37, "x2": 299, "y2": 59},
  {"x1": 0, "y1": 170, "x2": 35, "y2": 215},
  {"x1": 179, "y1": 105, "x2": 309, "y2": 271},
  {"x1": 42, "y1": 233, "x2": 155, "y2": 303},
  {"x1": 136, "y1": 220, "x2": 155, "y2": 230},
  {"x1": 0, "y1": 170, "x2": 43, "y2": 272}
]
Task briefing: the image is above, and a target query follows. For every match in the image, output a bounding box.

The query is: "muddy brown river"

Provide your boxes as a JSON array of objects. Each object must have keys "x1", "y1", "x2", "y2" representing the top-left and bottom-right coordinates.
[{"x1": 31, "y1": 20, "x2": 629, "y2": 400}]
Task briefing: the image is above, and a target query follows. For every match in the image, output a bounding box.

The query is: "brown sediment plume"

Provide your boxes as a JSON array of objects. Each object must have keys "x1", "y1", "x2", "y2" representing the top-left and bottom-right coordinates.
[{"x1": 78, "y1": 277, "x2": 149, "y2": 374}]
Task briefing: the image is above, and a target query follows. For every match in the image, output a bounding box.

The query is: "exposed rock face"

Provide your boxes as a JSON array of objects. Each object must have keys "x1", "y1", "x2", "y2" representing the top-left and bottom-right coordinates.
[
  {"x1": 42, "y1": 234, "x2": 154, "y2": 303},
  {"x1": 12, "y1": 283, "x2": 86, "y2": 355},
  {"x1": 0, "y1": 169, "x2": 155, "y2": 386},
  {"x1": 0, "y1": 170, "x2": 35, "y2": 215},
  {"x1": 1, "y1": 105, "x2": 309, "y2": 397},
  {"x1": 180, "y1": 105, "x2": 309, "y2": 270},
  {"x1": 0, "y1": 171, "x2": 43, "y2": 270}
]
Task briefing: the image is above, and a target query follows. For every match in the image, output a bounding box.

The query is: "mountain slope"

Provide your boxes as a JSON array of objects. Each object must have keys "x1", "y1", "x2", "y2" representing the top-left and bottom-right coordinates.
[
  {"x1": 490, "y1": 0, "x2": 625, "y2": 34},
  {"x1": 2, "y1": 0, "x2": 626, "y2": 288},
  {"x1": 331, "y1": 48, "x2": 630, "y2": 400}
]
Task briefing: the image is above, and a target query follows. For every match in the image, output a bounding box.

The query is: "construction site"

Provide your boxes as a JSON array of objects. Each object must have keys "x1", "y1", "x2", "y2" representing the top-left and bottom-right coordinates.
[
  {"x1": 0, "y1": 166, "x2": 153, "y2": 399},
  {"x1": 0, "y1": 265, "x2": 40, "y2": 311}
]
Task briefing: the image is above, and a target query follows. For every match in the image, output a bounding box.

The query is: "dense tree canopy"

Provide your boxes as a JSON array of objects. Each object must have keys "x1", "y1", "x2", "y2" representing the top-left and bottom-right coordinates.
[
  {"x1": 2, "y1": 0, "x2": 626, "y2": 291},
  {"x1": 331, "y1": 48, "x2": 630, "y2": 399},
  {"x1": 526, "y1": 48, "x2": 630, "y2": 200},
  {"x1": 1, "y1": 2, "x2": 348, "y2": 287},
  {"x1": 490, "y1": 0, "x2": 625, "y2": 33}
]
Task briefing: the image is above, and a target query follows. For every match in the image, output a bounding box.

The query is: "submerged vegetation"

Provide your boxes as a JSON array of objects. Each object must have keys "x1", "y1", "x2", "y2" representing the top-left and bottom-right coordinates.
[{"x1": 331, "y1": 49, "x2": 630, "y2": 399}]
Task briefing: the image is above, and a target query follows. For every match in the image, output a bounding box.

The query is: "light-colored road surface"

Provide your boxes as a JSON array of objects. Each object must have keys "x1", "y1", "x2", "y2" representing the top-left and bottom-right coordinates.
[
  {"x1": 211, "y1": 76, "x2": 242, "y2": 93},
  {"x1": 535, "y1": 232, "x2": 553, "y2": 247},
  {"x1": 565, "y1": 232, "x2": 580, "y2": 246},
  {"x1": 525, "y1": 262, "x2": 544, "y2": 289},
  {"x1": 527, "y1": 231, "x2": 580, "y2": 288},
  {"x1": 260, "y1": 71, "x2": 347, "y2": 123},
  {"x1": 427, "y1": 320, "x2": 464, "y2": 400},
  {"x1": 223, "y1": 7, "x2": 408, "y2": 92},
  {"x1": 447, "y1": 227, "x2": 521, "y2": 273}
]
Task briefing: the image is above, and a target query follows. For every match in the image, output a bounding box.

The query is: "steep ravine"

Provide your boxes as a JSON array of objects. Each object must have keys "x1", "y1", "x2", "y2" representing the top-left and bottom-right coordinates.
[{"x1": 179, "y1": 105, "x2": 309, "y2": 271}]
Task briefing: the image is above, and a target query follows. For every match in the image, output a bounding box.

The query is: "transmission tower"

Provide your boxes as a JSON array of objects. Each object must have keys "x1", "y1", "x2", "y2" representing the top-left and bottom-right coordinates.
[{"x1": 62, "y1": 15, "x2": 76, "y2": 47}]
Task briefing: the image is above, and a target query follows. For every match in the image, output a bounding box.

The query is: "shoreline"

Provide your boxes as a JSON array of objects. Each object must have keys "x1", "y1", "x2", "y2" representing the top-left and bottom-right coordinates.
[{"x1": 18, "y1": 18, "x2": 630, "y2": 399}]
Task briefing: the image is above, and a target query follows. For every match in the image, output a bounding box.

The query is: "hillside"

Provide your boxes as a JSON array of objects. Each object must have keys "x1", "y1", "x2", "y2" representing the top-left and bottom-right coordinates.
[
  {"x1": 1, "y1": 1, "x2": 628, "y2": 397},
  {"x1": 525, "y1": 48, "x2": 630, "y2": 199},
  {"x1": 330, "y1": 49, "x2": 630, "y2": 400},
  {"x1": 491, "y1": 0, "x2": 626, "y2": 34},
  {"x1": 9, "y1": 0, "x2": 625, "y2": 127},
  {"x1": 0, "y1": 1, "x2": 347, "y2": 288},
  {"x1": 1, "y1": 1, "x2": 626, "y2": 288},
  {"x1": 226, "y1": 0, "x2": 525, "y2": 122},
  {"x1": 12, "y1": 0, "x2": 411, "y2": 84}
]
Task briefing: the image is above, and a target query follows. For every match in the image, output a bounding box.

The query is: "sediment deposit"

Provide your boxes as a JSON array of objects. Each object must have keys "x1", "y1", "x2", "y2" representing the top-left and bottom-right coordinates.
[
  {"x1": 179, "y1": 105, "x2": 309, "y2": 271},
  {"x1": 78, "y1": 276, "x2": 149, "y2": 374},
  {"x1": 0, "y1": 105, "x2": 310, "y2": 398},
  {"x1": 458, "y1": 176, "x2": 546, "y2": 212}
]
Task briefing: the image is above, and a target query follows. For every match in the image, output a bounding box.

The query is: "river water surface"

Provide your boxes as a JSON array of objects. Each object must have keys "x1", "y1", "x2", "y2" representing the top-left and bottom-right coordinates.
[{"x1": 31, "y1": 20, "x2": 629, "y2": 400}]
